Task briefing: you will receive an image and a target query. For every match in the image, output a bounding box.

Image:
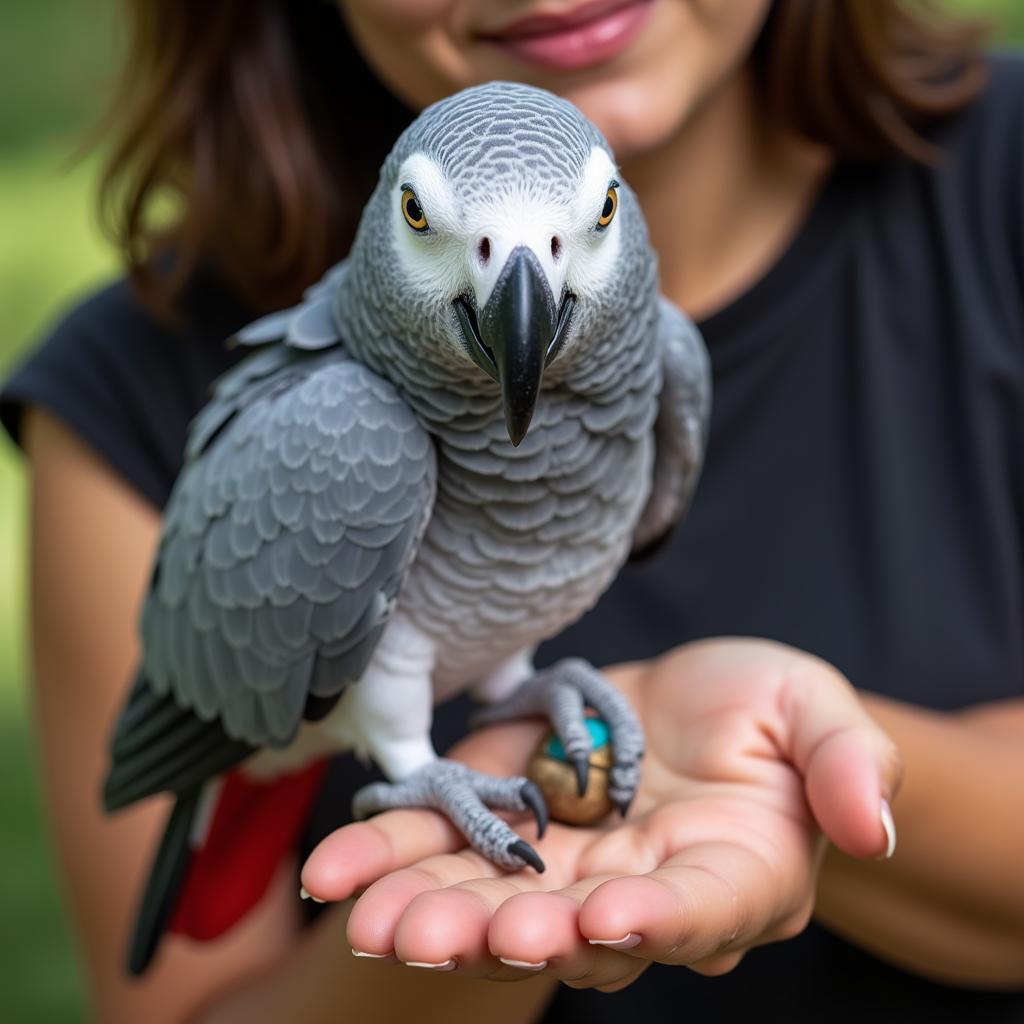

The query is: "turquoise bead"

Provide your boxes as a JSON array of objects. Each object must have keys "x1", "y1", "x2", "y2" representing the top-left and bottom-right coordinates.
[{"x1": 544, "y1": 718, "x2": 610, "y2": 761}]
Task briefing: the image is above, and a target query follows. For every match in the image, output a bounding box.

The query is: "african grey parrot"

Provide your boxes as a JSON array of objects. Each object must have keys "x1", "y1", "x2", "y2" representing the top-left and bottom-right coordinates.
[{"x1": 103, "y1": 81, "x2": 711, "y2": 974}]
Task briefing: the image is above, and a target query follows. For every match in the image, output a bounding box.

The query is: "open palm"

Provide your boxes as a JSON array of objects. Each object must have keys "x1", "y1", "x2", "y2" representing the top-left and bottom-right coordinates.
[{"x1": 302, "y1": 638, "x2": 900, "y2": 991}]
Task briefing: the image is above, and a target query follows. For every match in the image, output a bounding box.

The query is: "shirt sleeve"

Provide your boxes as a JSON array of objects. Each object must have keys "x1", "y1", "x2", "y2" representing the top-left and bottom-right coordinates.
[{"x1": 0, "y1": 279, "x2": 243, "y2": 510}]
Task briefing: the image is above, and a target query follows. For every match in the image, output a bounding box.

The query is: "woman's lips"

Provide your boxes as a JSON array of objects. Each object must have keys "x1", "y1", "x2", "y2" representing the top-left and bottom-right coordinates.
[{"x1": 478, "y1": 0, "x2": 656, "y2": 73}]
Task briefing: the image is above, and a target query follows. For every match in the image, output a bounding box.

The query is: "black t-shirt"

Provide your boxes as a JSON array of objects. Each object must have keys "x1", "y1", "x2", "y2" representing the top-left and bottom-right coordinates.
[{"x1": 4, "y1": 55, "x2": 1024, "y2": 1024}]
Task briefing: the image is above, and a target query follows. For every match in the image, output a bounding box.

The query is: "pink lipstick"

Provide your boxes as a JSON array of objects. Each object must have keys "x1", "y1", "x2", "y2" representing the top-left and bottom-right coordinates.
[{"x1": 479, "y1": 0, "x2": 656, "y2": 73}]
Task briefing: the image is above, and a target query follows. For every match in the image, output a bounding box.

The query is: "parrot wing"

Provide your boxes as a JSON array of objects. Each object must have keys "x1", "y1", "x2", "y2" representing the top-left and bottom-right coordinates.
[
  {"x1": 104, "y1": 342, "x2": 436, "y2": 811},
  {"x1": 631, "y1": 298, "x2": 711, "y2": 557},
  {"x1": 229, "y1": 259, "x2": 349, "y2": 352}
]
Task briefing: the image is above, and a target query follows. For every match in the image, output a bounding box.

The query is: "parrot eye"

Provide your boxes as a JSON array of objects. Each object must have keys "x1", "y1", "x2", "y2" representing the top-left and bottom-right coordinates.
[
  {"x1": 401, "y1": 187, "x2": 429, "y2": 232},
  {"x1": 596, "y1": 184, "x2": 619, "y2": 230}
]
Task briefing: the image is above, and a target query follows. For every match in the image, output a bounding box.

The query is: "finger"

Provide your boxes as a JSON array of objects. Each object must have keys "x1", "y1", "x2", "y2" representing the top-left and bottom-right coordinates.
[
  {"x1": 394, "y1": 877, "x2": 540, "y2": 977},
  {"x1": 577, "y1": 842, "x2": 794, "y2": 966},
  {"x1": 301, "y1": 810, "x2": 465, "y2": 902},
  {"x1": 346, "y1": 849, "x2": 500, "y2": 956},
  {"x1": 347, "y1": 848, "x2": 557, "y2": 973},
  {"x1": 489, "y1": 877, "x2": 652, "y2": 989},
  {"x1": 488, "y1": 817, "x2": 658, "y2": 970},
  {"x1": 783, "y1": 665, "x2": 903, "y2": 859}
]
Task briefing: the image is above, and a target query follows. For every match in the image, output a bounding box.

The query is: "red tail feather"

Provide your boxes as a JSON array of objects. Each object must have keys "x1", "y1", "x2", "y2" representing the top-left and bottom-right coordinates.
[{"x1": 169, "y1": 761, "x2": 330, "y2": 941}]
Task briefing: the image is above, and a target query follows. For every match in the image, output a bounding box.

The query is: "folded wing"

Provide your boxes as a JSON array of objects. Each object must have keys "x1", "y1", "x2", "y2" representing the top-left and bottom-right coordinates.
[
  {"x1": 631, "y1": 299, "x2": 711, "y2": 557},
  {"x1": 105, "y1": 342, "x2": 436, "y2": 809}
]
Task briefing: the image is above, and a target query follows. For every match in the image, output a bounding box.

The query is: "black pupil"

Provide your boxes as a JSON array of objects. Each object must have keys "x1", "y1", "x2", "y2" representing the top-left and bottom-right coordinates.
[
  {"x1": 406, "y1": 195, "x2": 424, "y2": 224},
  {"x1": 602, "y1": 193, "x2": 615, "y2": 219}
]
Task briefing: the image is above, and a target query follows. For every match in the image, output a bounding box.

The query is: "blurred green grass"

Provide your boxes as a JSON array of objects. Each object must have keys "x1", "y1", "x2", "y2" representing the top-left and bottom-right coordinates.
[{"x1": 0, "y1": 0, "x2": 1021, "y2": 1019}]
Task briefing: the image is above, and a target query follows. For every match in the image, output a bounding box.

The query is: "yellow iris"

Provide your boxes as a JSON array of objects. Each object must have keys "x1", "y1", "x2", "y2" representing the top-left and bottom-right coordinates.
[
  {"x1": 597, "y1": 186, "x2": 618, "y2": 228},
  {"x1": 402, "y1": 189, "x2": 429, "y2": 231}
]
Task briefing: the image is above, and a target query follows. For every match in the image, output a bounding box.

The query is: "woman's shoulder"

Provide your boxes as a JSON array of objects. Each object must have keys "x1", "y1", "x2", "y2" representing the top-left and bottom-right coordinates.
[
  {"x1": 854, "y1": 50, "x2": 1024, "y2": 349},
  {"x1": 929, "y1": 51, "x2": 1024, "y2": 183},
  {"x1": 972, "y1": 50, "x2": 1024, "y2": 121},
  {"x1": 13, "y1": 271, "x2": 251, "y2": 379},
  {"x1": 1, "y1": 274, "x2": 250, "y2": 508}
]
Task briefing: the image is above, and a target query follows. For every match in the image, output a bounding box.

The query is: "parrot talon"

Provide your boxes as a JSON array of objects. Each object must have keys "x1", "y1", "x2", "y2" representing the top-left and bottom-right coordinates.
[
  {"x1": 520, "y1": 780, "x2": 549, "y2": 839},
  {"x1": 352, "y1": 760, "x2": 550, "y2": 872},
  {"x1": 474, "y1": 658, "x2": 645, "y2": 820},
  {"x1": 507, "y1": 838, "x2": 546, "y2": 874},
  {"x1": 571, "y1": 754, "x2": 590, "y2": 797},
  {"x1": 612, "y1": 794, "x2": 633, "y2": 819}
]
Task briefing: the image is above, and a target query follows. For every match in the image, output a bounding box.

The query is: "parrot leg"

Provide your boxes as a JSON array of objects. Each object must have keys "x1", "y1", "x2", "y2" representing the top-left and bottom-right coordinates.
[
  {"x1": 471, "y1": 648, "x2": 535, "y2": 703},
  {"x1": 471, "y1": 658, "x2": 644, "y2": 816},
  {"x1": 352, "y1": 760, "x2": 548, "y2": 872}
]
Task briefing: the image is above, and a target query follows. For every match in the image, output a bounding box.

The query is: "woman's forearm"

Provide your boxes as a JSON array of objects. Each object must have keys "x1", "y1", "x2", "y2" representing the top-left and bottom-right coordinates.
[
  {"x1": 197, "y1": 901, "x2": 555, "y2": 1024},
  {"x1": 814, "y1": 693, "x2": 1024, "y2": 987}
]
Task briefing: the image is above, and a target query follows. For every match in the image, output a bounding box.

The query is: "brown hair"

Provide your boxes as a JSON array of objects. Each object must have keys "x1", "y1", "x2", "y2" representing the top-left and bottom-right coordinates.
[{"x1": 98, "y1": 0, "x2": 987, "y2": 316}]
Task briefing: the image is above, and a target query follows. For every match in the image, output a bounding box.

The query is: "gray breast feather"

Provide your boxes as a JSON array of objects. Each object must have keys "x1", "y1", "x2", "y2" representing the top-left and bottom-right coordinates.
[
  {"x1": 631, "y1": 298, "x2": 712, "y2": 556},
  {"x1": 142, "y1": 349, "x2": 437, "y2": 747}
]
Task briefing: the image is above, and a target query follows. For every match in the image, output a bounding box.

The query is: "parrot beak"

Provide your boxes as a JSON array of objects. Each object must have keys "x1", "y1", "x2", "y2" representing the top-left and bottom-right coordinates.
[{"x1": 454, "y1": 246, "x2": 575, "y2": 446}]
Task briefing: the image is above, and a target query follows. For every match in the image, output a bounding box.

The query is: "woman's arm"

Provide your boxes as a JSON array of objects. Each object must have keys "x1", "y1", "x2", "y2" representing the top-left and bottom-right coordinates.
[
  {"x1": 24, "y1": 408, "x2": 554, "y2": 1023},
  {"x1": 24, "y1": 409, "x2": 300, "y2": 1021},
  {"x1": 815, "y1": 693, "x2": 1024, "y2": 988}
]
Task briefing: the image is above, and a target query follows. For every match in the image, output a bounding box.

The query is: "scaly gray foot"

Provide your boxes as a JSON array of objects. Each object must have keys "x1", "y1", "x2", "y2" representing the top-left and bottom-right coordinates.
[
  {"x1": 472, "y1": 657, "x2": 644, "y2": 816},
  {"x1": 352, "y1": 760, "x2": 548, "y2": 872}
]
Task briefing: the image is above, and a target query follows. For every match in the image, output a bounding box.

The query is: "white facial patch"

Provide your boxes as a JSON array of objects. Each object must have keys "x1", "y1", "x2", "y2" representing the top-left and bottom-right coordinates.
[
  {"x1": 563, "y1": 146, "x2": 622, "y2": 303},
  {"x1": 392, "y1": 146, "x2": 622, "y2": 315},
  {"x1": 391, "y1": 153, "x2": 468, "y2": 302}
]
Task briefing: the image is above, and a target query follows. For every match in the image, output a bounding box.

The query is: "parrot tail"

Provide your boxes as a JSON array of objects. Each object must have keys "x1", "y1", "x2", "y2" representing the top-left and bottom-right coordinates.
[
  {"x1": 127, "y1": 762, "x2": 330, "y2": 975},
  {"x1": 128, "y1": 787, "x2": 203, "y2": 976}
]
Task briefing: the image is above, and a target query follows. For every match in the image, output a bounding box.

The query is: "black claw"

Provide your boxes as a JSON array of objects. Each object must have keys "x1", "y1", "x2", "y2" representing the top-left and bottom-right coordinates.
[
  {"x1": 508, "y1": 839, "x2": 546, "y2": 874},
  {"x1": 520, "y1": 780, "x2": 549, "y2": 840},
  {"x1": 613, "y1": 794, "x2": 634, "y2": 819},
  {"x1": 572, "y1": 754, "x2": 589, "y2": 797}
]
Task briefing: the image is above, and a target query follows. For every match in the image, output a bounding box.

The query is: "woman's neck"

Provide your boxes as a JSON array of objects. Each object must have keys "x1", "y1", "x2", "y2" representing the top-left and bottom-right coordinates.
[{"x1": 621, "y1": 67, "x2": 832, "y2": 321}]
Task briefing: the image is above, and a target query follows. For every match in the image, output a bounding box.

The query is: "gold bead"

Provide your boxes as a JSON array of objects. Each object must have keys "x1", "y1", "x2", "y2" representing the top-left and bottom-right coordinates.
[{"x1": 526, "y1": 726, "x2": 614, "y2": 827}]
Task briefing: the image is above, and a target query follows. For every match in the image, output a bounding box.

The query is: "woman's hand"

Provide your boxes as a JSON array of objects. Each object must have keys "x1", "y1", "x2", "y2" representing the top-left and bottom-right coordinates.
[{"x1": 301, "y1": 638, "x2": 901, "y2": 992}]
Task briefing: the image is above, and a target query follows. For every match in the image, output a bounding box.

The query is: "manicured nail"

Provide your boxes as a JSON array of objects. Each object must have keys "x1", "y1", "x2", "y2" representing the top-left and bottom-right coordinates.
[
  {"x1": 299, "y1": 886, "x2": 325, "y2": 903},
  {"x1": 879, "y1": 799, "x2": 897, "y2": 859},
  {"x1": 499, "y1": 957, "x2": 548, "y2": 971},
  {"x1": 352, "y1": 948, "x2": 396, "y2": 961},
  {"x1": 588, "y1": 933, "x2": 641, "y2": 950},
  {"x1": 404, "y1": 959, "x2": 457, "y2": 971}
]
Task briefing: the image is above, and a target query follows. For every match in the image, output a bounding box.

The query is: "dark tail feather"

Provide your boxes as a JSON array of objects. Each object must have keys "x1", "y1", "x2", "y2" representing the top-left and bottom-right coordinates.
[{"x1": 127, "y1": 789, "x2": 201, "y2": 976}]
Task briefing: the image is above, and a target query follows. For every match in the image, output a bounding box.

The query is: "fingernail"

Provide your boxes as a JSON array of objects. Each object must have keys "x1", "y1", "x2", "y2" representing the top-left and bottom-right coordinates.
[
  {"x1": 499, "y1": 957, "x2": 548, "y2": 971},
  {"x1": 588, "y1": 933, "x2": 641, "y2": 950},
  {"x1": 404, "y1": 959, "x2": 457, "y2": 971},
  {"x1": 878, "y1": 799, "x2": 897, "y2": 860},
  {"x1": 352, "y1": 948, "x2": 396, "y2": 962},
  {"x1": 299, "y1": 886, "x2": 325, "y2": 903}
]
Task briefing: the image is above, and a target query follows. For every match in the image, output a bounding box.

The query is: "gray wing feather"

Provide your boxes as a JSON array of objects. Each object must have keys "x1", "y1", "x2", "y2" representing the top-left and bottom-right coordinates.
[
  {"x1": 631, "y1": 298, "x2": 712, "y2": 555},
  {"x1": 142, "y1": 346, "x2": 436, "y2": 748},
  {"x1": 234, "y1": 260, "x2": 348, "y2": 352}
]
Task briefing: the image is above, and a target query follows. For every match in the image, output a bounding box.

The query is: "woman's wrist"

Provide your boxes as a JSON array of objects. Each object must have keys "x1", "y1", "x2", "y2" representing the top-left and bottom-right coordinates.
[{"x1": 814, "y1": 691, "x2": 1024, "y2": 987}]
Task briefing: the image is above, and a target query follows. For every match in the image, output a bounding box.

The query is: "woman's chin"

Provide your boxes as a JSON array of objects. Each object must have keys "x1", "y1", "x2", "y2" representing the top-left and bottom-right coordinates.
[{"x1": 556, "y1": 74, "x2": 699, "y2": 161}]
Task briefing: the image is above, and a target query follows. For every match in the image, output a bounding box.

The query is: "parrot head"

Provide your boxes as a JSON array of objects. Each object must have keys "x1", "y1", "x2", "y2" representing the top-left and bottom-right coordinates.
[{"x1": 344, "y1": 82, "x2": 654, "y2": 446}]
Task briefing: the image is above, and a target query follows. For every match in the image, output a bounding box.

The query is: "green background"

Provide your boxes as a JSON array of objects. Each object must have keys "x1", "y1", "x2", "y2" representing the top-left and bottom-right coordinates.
[{"x1": 1, "y1": 1, "x2": 1021, "y2": 1019}]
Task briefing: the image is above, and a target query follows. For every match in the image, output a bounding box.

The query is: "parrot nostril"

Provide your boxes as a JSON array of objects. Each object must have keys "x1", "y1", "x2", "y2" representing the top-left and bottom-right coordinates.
[
  {"x1": 550, "y1": 235, "x2": 562, "y2": 262},
  {"x1": 477, "y1": 237, "x2": 491, "y2": 266}
]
